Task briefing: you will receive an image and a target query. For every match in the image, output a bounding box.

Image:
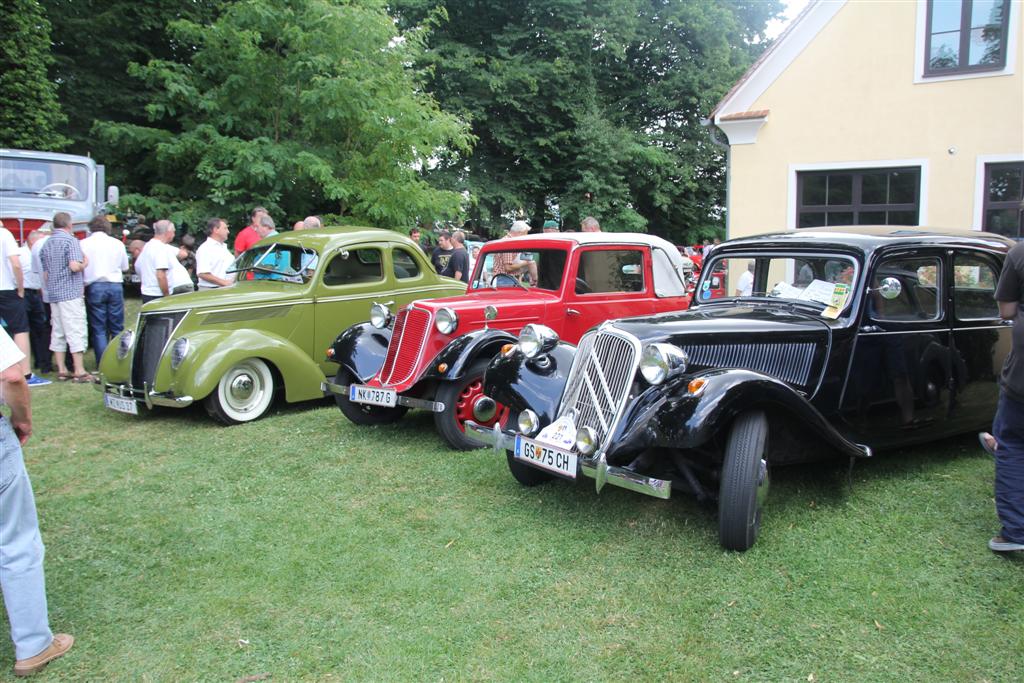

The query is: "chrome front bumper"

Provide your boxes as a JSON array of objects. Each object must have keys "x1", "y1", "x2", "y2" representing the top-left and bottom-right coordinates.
[
  {"x1": 321, "y1": 381, "x2": 445, "y2": 412},
  {"x1": 464, "y1": 420, "x2": 672, "y2": 500},
  {"x1": 97, "y1": 374, "x2": 195, "y2": 409}
]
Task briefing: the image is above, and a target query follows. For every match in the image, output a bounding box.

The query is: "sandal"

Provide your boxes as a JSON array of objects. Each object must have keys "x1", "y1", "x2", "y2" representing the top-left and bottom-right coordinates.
[
  {"x1": 71, "y1": 373, "x2": 96, "y2": 384},
  {"x1": 57, "y1": 372, "x2": 73, "y2": 381},
  {"x1": 978, "y1": 432, "x2": 998, "y2": 457}
]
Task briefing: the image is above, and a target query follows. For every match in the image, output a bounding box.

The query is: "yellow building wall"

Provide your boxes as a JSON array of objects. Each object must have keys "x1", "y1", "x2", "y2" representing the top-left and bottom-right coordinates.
[{"x1": 727, "y1": 0, "x2": 1024, "y2": 239}]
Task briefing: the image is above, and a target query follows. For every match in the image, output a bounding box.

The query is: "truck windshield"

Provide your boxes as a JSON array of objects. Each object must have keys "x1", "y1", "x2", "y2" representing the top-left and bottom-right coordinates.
[
  {"x1": 0, "y1": 157, "x2": 90, "y2": 201},
  {"x1": 470, "y1": 248, "x2": 568, "y2": 291}
]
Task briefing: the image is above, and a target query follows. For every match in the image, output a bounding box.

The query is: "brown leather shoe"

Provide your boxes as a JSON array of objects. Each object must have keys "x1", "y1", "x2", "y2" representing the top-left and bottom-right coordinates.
[{"x1": 13, "y1": 633, "x2": 74, "y2": 676}]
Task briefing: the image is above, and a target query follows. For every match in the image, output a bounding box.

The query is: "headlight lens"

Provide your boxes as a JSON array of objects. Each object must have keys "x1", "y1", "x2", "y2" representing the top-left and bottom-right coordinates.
[
  {"x1": 435, "y1": 307, "x2": 458, "y2": 334},
  {"x1": 519, "y1": 324, "x2": 559, "y2": 359},
  {"x1": 518, "y1": 409, "x2": 540, "y2": 436},
  {"x1": 575, "y1": 426, "x2": 598, "y2": 456},
  {"x1": 370, "y1": 303, "x2": 391, "y2": 329},
  {"x1": 639, "y1": 343, "x2": 689, "y2": 385},
  {"x1": 117, "y1": 330, "x2": 134, "y2": 360},
  {"x1": 170, "y1": 337, "x2": 190, "y2": 370}
]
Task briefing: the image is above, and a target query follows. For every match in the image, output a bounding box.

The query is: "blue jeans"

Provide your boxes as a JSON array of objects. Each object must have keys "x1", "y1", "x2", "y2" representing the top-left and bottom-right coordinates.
[
  {"x1": 0, "y1": 418, "x2": 53, "y2": 660},
  {"x1": 85, "y1": 282, "x2": 125, "y2": 365},
  {"x1": 993, "y1": 392, "x2": 1024, "y2": 544}
]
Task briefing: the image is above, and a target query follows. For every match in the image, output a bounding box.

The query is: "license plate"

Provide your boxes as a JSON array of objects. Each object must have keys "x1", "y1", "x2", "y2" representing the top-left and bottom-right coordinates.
[
  {"x1": 514, "y1": 435, "x2": 577, "y2": 478},
  {"x1": 104, "y1": 394, "x2": 138, "y2": 415},
  {"x1": 349, "y1": 384, "x2": 397, "y2": 408}
]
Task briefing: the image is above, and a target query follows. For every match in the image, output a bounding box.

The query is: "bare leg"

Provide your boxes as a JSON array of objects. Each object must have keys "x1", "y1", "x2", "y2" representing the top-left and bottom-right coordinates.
[
  {"x1": 53, "y1": 351, "x2": 68, "y2": 376},
  {"x1": 70, "y1": 351, "x2": 87, "y2": 376}
]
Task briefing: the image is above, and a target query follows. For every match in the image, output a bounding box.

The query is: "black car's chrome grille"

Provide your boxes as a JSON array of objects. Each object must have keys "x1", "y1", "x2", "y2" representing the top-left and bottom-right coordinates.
[
  {"x1": 130, "y1": 312, "x2": 187, "y2": 389},
  {"x1": 681, "y1": 342, "x2": 815, "y2": 386},
  {"x1": 557, "y1": 327, "x2": 641, "y2": 445}
]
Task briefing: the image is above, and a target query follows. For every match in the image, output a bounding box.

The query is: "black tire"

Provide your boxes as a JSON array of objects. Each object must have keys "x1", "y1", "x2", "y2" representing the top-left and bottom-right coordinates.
[
  {"x1": 506, "y1": 450, "x2": 554, "y2": 487},
  {"x1": 718, "y1": 410, "x2": 770, "y2": 551},
  {"x1": 434, "y1": 359, "x2": 509, "y2": 450},
  {"x1": 203, "y1": 358, "x2": 277, "y2": 425},
  {"x1": 332, "y1": 368, "x2": 408, "y2": 426}
]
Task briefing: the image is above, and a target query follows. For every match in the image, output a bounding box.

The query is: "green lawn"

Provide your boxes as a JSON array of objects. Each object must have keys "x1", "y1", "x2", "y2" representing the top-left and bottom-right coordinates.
[{"x1": 5, "y1": 343, "x2": 1022, "y2": 680}]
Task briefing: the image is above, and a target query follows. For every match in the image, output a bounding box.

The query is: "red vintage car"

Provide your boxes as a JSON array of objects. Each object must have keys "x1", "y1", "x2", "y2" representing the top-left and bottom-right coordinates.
[{"x1": 323, "y1": 232, "x2": 694, "y2": 449}]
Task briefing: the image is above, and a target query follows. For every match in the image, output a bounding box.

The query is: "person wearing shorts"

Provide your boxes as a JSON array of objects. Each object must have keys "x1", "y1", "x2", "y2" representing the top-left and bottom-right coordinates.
[{"x1": 38, "y1": 213, "x2": 92, "y2": 382}]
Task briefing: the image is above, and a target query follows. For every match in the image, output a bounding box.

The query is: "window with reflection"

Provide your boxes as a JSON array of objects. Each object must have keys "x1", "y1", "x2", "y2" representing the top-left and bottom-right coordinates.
[
  {"x1": 982, "y1": 161, "x2": 1023, "y2": 238},
  {"x1": 797, "y1": 168, "x2": 920, "y2": 228},
  {"x1": 953, "y1": 253, "x2": 1000, "y2": 319},
  {"x1": 925, "y1": 0, "x2": 1010, "y2": 76}
]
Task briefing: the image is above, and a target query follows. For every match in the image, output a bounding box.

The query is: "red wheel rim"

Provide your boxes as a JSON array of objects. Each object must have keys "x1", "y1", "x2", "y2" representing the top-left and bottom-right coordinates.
[{"x1": 455, "y1": 376, "x2": 509, "y2": 433}]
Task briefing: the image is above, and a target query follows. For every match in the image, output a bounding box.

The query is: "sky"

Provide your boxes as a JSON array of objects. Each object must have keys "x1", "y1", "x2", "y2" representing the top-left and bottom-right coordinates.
[{"x1": 766, "y1": 0, "x2": 813, "y2": 40}]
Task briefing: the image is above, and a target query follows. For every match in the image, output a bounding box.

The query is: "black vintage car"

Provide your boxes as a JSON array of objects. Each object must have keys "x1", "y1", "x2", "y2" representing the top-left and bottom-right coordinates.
[{"x1": 465, "y1": 227, "x2": 1016, "y2": 550}]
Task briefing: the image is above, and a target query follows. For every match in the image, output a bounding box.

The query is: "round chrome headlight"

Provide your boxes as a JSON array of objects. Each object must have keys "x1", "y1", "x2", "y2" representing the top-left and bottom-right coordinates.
[
  {"x1": 639, "y1": 343, "x2": 689, "y2": 385},
  {"x1": 170, "y1": 337, "x2": 190, "y2": 370},
  {"x1": 370, "y1": 303, "x2": 392, "y2": 329},
  {"x1": 435, "y1": 307, "x2": 458, "y2": 334},
  {"x1": 518, "y1": 409, "x2": 540, "y2": 436},
  {"x1": 519, "y1": 324, "x2": 559, "y2": 359},
  {"x1": 575, "y1": 426, "x2": 598, "y2": 456},
  {"x1": 117, "y1": 330, "x2": 134, "y2": 360}
]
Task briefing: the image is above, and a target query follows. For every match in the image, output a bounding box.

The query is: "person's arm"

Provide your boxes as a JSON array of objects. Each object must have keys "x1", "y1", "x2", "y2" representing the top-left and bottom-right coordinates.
[
  {"x1": 156, "y1": 269, "x2": 170, "y2": 296},
  {"x1": 198, "y1": 272, "x2": 232, "y2": 287},
  {"x1": 1, "y1": 364, "x2": 31, "y2": 445},
  {"x1": 998, "y1": 300, "x2": 1018, "y2": 320},
  {"x1": 8, "y1": 255, "x2": 24, "y2": 297},
  {"x1": 68, "y1": 243, "x2": 88, "y2": 272}
]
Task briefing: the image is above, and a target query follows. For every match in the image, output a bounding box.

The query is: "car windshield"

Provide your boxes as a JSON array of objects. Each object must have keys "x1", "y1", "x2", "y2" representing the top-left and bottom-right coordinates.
[
  {"x1": 229, "y1": 244, "x2": 319, "y2": 283},
  {"x1": 698, "y1": 253, "x2": 859, "y2": 318},
  {"x1": 0, "y1": 157, "x2": 89, "y2": 201},
  {"x1": 470, "y1": 248, "x2": 568, "y2": 291}
]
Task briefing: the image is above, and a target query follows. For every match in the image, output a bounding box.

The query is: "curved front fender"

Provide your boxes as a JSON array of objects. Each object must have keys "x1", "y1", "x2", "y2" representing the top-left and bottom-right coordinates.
[
  {"x1": 422, "y1": 328, "x2": 519, "y2": 381},
  {"x1": 330, "y1": 322, "x2": 391, "y2": 382},
  {"x1": 169, "y1": 329, "x2": 326, "y2": 403},
  {"x1": 611, "y1": 368, "x2": 869, "y2": 462},
  {"x1": 483, "y1": 341, "x2": 577, "y2": 424}
]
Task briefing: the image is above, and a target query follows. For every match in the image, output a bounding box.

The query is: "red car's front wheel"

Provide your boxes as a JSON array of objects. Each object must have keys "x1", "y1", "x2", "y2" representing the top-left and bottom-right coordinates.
[{"x1": 434, "y1": 359, "x2": 510, "y2": 450}]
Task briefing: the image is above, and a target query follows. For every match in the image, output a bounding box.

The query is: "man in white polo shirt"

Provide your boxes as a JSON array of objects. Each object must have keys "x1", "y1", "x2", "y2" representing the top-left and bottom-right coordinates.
[
  {"x1": 81, "y1": 216, "x2": 129, "y2": 364},
  {"x1": 195, "y1": 217, "x2": 235, "y2": 289},
  {"x1": 135, "y1": 220, "x2": 194, "y2": 303}
]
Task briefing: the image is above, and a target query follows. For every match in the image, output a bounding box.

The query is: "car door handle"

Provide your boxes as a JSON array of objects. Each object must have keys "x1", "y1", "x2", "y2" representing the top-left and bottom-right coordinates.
[
  {"x1": 567, "y1": 308, "x2": 581, "y2": 316},
  {"x1": 999, "y1": 319, "x2": 1014, "y2": 326},
  {"x1": 859, "y1": 325, "x2": 882, "y2": 333}
]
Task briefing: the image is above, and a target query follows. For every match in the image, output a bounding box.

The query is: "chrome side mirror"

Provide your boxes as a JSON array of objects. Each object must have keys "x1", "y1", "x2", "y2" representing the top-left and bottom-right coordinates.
[
  {"x1": 106, "y1": 185, "x2": 120, "y2": 206},
  {"x1": 875, "y1": 277, "x2": 902, "y2": 300}
]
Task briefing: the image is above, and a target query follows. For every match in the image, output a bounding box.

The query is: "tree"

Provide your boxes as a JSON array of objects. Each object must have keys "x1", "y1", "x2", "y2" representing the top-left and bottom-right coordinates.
[
  {"x1": 0, "y1": 0, "x2": 69, "y2": 150},
  {"x1": 93, "y1": 0, "x2": 472, "y2": 231},
  {"x1": 393, "y1": 0, "x2": 781, "y2": 241},
  {"x1": 40, "y1": 0, "x2": 222, "y2": 186}
]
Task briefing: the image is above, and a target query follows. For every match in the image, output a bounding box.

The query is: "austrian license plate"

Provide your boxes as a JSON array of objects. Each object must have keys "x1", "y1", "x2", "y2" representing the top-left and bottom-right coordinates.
[
  {"x1": 104, "y1": 394, "x2": 139, "y2": 415},
  {"x1": 349, "y1": 384, "x2": 397, "y2": 408},
  {"x1": 514, "y1": 435, "x2": 577, "y2": 478}
]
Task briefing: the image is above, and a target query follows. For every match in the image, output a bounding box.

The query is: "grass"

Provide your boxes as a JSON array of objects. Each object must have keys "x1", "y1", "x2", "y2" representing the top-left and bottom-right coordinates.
[{"x1": 4, "y1": 303, "x2": 1022, "y2": 680}]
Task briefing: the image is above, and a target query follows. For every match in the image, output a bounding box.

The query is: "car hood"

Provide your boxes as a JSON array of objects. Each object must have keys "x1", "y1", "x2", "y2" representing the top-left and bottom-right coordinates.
[
  {"x1": 610, "y1": 303, "x2": 833, "y2": 390},
  {"x1": 139, "y1": 283, "x2": 306, "y2": 315},
  {"x1": 407, "y1": 289, "x2": 560, "y2": 333}
]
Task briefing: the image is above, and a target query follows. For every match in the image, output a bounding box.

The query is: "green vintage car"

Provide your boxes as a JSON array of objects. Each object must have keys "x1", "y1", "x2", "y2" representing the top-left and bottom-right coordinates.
[{"x1": 98, "y1": 227, "x2": 465, "y2": 424}]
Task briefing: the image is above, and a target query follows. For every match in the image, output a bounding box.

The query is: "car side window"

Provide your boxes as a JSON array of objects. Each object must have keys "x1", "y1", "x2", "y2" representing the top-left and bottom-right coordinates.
[
  {"x1": 575, "y1": 249, "x2": 645, "y2": 295},
  {"x1": 953, "y1": 253, "x2": 1000, "y2": 320},
  {"x1": 870, "y1": 256, "x2": 942, "y2": 322},
  {"x1": 393, "y1": 247, "x2": 421, "y2": 280},
  {"x1": 323, "y1": 248, "x2": 383, "y2": 286}
]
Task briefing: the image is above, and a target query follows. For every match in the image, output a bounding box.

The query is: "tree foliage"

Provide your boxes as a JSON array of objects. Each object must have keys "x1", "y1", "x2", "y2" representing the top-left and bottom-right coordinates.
[
  {"x1": 0, "y1": 0, "x2": 69, "y2": 150},
  {"x1": 40, "y1": 0, "x2": 221, "y2": 186},
  {"x1": 94, "y1": 0, "x2": 473, "y2": 232},
  {"x1": 393, "y1": 0, "x2": 781, "y2": 241}
]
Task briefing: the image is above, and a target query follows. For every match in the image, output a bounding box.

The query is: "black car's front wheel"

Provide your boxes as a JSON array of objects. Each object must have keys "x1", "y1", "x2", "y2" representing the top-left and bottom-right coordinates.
[
  {"x1": 718, "y1": 410, "x2": 770, "y2": 551},
  {"x1": 506, "y1": 450, "x2": 554, "y2": 487},
  {"x1": 434, "y1": 359, "x2": 511, "y2": 450},
  {"x1": 332, "y1": 368, "x2": 408, "y2": 426}
]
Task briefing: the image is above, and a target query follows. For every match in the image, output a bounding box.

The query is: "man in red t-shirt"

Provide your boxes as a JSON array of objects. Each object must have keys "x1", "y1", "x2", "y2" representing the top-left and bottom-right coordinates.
[{"x1": 234, "y1": 206, "x2": 267, "y2": 256}]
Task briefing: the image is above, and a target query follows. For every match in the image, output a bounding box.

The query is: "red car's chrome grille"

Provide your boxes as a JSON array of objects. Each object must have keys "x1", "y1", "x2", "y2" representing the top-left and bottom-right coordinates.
[{"x1": 379, "y1": 307, "x2": 432, "y2": 386}]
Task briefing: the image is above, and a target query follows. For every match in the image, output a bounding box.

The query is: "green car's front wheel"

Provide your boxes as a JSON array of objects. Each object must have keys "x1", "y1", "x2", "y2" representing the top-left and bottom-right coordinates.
[{"x1": 204, "y1": 358, "x2": 277, "y2": 424}]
